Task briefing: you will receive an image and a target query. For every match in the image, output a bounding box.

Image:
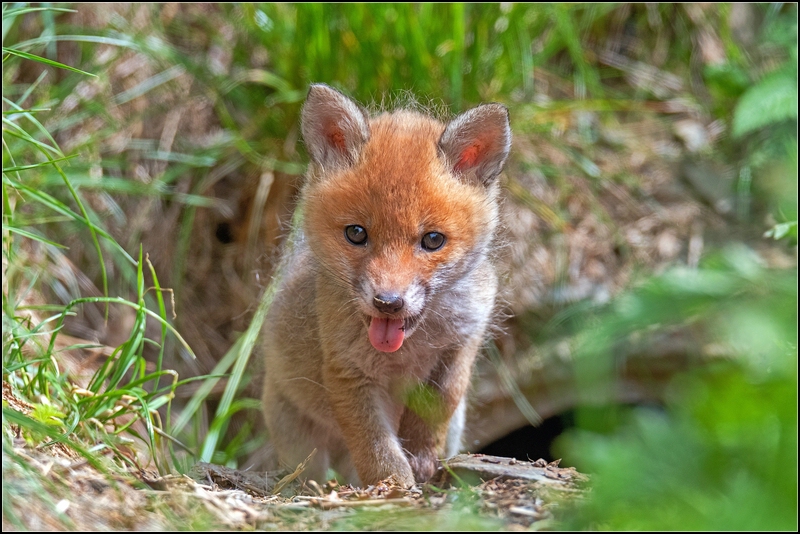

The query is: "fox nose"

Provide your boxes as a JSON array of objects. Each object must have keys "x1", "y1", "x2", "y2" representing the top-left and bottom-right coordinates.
[{"x1": 373, "y1": 293, "x2": 404, "y2": 314}]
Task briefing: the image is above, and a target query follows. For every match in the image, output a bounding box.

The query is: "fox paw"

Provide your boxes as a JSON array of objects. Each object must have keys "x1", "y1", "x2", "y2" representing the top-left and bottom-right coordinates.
[
  {"x1": 359, "y1": 457, "x2": 415, "y2": 488},
  {"x1": 408, "y1": 452, "x2": 439, "y2": 482}
]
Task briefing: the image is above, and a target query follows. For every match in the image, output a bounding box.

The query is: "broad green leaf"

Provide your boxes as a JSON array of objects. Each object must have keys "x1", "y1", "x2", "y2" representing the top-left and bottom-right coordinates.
[{"x1": 733, "y1": 70, "x2": 798, "y2": 137}]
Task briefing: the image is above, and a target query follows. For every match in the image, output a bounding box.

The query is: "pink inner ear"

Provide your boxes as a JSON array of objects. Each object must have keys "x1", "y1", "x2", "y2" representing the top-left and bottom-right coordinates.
[
  {"x1": 454, "y1": 143, "x2": 483, "y2": 172},
  {"x1": 326, "y1": 127, "x2": 347, "y2": 152}
]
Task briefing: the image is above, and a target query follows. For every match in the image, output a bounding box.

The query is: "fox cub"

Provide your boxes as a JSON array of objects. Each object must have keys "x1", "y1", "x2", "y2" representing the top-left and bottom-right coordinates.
[{"x1": 261, "y1": 84, "x2": 511, "y2": 487}]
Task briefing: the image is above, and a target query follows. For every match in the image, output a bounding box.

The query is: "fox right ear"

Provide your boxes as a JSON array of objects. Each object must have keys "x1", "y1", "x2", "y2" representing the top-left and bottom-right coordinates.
[
  {"x1": 438, "y1": 103, "x2": 511, "y2": 186},
  {"x1": 301, "y1": 84, "x2": 370, "y2": 170}
]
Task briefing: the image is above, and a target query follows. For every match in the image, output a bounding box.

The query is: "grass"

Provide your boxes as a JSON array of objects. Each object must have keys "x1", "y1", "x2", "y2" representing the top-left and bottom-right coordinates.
[
  {"x1": 2, "y1": 7, "x2": 196, "y2": 524},
  {"x1": 3, "y1": 2, "x2": 797, "y2": 530}
]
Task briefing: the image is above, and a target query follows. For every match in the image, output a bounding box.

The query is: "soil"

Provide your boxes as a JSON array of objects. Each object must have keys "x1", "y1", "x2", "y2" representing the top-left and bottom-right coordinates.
[{"x1": 3, "y1": 381, "x2": 586, "y2": 532}]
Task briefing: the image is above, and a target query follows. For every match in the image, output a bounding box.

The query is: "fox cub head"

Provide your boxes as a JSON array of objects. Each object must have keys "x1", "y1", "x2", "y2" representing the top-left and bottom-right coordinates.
[{"x1": 301, "y1": 84, "x2": 511, "y2": 353}]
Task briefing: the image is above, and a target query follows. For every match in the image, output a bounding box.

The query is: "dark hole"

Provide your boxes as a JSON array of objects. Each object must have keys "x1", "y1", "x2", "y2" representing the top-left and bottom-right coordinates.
[
  {"x1": 476, "y1": 403, "x2": 667, "y2": 467},
  {"x1": 477, "y1": 412, "x2": 574, "y2": 463},
  {"x1": 215, "y1": 222, "x2": 234, "y2": 244}
]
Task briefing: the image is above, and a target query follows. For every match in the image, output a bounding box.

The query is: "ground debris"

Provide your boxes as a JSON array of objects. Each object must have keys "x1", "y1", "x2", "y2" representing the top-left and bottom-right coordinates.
[
  {"x1": 4, "y1": 418, "x2": 586, "y2": 532},
  {"x1": 188, "y1": 461, "x2": 277, "y2": 496},
  {"x1": 4, "y1": 381, "x2": 585, "y2": 530},
  {"x1": 439, "y1": 453, "x2": 589, "y2": 487},
  {"x1": 433, "y1": 454, "x2": 588, "y2": 530}
]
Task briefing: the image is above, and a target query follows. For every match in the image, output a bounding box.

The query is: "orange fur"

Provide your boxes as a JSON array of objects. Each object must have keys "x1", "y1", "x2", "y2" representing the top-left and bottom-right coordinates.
[{"x1": 261, "y1": 85, "x2": 511, "y2": 487}]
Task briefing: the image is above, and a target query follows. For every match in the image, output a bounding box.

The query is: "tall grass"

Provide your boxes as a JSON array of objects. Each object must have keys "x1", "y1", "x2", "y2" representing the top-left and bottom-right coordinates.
[{"x1": 2, "y1": 2, "x2": 197, "y2": 497}]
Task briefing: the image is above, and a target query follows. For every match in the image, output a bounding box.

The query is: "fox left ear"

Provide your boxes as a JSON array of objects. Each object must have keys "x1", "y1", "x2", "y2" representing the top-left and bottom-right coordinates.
[
  {"x1": 438, "y1": 103, "x2": 511, "y2": 186},
  {"x1": 301, "y1": 83, "x2": 370, "y2": 171}
]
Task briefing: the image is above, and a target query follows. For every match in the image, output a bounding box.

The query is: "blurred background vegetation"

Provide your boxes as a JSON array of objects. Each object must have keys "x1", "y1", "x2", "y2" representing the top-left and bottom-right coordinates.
[{"x1": 3, "y1": 2, "x2": 796, "y2": 530}]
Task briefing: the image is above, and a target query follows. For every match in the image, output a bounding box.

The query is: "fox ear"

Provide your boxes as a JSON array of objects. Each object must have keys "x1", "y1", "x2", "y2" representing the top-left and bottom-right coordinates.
[
  {"x1": 301, "y1": 84, "x2": 370, "y2": 170},
  {"x1": 438, "y1": 103, "x2": 511, "y2": 185}
]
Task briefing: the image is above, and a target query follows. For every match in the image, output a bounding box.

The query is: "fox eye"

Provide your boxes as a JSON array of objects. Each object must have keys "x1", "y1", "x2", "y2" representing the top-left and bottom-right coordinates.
[
  {"x1": 421, "y1": 232, "x2": 446, "y2": 251},
  {"x1": 345, "y1": 225, "x2": 367, "y2": 245}
]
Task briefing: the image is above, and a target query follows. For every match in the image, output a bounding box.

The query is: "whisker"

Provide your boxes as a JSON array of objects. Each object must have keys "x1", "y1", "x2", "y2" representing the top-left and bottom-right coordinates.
[{"x1": 278, "y1": 376, "x2": 331, "y2": 392}]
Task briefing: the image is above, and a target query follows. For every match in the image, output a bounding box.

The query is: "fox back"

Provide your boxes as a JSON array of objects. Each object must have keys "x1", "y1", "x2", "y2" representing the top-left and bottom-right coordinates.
[{"x1": 261, "y1": 84, "x2": 511, "y2": 487}]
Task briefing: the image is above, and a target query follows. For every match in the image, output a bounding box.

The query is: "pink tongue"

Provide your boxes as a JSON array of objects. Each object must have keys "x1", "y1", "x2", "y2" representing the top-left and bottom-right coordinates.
[{"x1": 368, "y1": 317, "x2": 405, "y2": 352}]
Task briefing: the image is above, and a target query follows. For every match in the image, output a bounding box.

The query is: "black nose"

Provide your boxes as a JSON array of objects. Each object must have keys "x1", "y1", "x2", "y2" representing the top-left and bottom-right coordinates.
[{"x1": 373, "y1": 293, "x2": 404, "y2": 314}]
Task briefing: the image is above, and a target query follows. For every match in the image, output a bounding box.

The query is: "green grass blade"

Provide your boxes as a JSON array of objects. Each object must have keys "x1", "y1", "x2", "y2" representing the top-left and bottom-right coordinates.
[
  {"x1": 197, "y1": 251, "x2": 282, "y2": 462},
  {"x1": 2, "y1": 153, "x2": 80, "y2": 172},
  {"x1": 3, "y1": 95, "x2": 67, "y2": 153},
  {"x1": 2, "y1": 47, "x2": 96, "y2": 77},
  {"x1": 2, "y1": 118, "x2": 62, "y2": 156},
  {"x1": 3, "y1": 175, "x2": 136, "y2": 264},
  {"x1": 2, "y1": 225, "x2": 69, "y2": 248},
  {"x1": 144, "y1": 255, "x2": 169, "y2": 393},
  {"x1": 170, "y1": 335, "x2": 243, "y2": 436},
  {"x1": 485, "y1": 341, "x2": 542, "y2": 427},
  {"x1": 113, "y1": 64, "x2": 185, "y2": 105},
  {"x1": 2, "y1": 407, "x2": 107, "y2": 472},
  {"x1": 2, "y1": 6, "x2": 76, "y2": 19},
  {"x1": 43, "y1": 296, "x2": 195, "y2": 371},
  {"x1": 449, "y1": 3, "x2": 465, "y2": 108},
  {"x1": 2, "y1": 155, "x2": 111, "y2": 312},
  {"x1": 11, "y1": 34, "x2": 142, "y2": 53}
]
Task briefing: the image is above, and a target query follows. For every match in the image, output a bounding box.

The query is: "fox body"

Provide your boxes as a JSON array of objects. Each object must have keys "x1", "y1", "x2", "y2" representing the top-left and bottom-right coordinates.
[{"x1": 261, "y1": 84, "x2": 511, "y2": 487}]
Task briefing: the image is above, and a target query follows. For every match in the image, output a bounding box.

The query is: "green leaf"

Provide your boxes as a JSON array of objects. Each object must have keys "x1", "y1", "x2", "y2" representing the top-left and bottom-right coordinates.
[
  {"x1": 763, "y1": 221, "x2": 798, "y2": 240},
  {"x1": 733, "y1": 70, "x2": 798, "y2": 137},
  {"x1": 30, "y1": 404, "x2": 67, "y2": 427}
]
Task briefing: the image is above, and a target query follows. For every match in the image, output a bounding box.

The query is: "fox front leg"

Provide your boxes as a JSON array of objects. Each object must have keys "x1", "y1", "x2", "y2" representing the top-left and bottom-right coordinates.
[
  {"x1": 323, "y1": 359, "x2": 416, "y2": 487},
  {"x1": 397, "y1": 338, "x2": 482, "y2": 482}
]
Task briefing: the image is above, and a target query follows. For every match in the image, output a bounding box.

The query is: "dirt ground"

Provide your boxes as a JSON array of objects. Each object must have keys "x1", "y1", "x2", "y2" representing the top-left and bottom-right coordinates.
[{"x1": 3, "y1": 380, "x2": 586, "y2": 531}]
